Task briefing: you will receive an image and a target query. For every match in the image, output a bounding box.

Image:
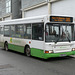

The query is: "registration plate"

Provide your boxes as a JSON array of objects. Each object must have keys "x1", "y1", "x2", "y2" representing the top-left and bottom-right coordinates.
[{"x1": 60, "y1": 54, "x2": 67, "y2": 57}]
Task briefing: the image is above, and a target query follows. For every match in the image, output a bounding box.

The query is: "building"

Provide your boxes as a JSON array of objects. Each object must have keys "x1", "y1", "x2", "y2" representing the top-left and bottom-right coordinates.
[
  {"x1": 0, "y1": 0, "x2": 75, "y2": 22},
  {"x1": 51, "y1": 0, "x2": 75, "y2": 22},
  {"x1": 21, "y1": 0, "x2": 60, "y2": 18},
  {"x1": 0, "y1": 0, "x2": 21, "y2": 21},
  {"x1": 21, "y1": 0, "x2": 75, "y2": 23}
]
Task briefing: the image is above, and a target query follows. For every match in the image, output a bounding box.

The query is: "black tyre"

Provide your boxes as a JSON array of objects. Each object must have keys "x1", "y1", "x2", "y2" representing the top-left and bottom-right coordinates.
[
  {"x1": 25, "y1": 46, "x2": 31, "y2": 57},
  {"x1": 4, "y1": 42, "x2": 8, "y2": 51}
]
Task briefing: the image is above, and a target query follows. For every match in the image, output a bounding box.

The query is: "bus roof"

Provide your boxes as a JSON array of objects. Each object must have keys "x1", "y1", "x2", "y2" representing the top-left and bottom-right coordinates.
[{"x1": 0, "y1": 15, "x2": 47, "y2": 25}]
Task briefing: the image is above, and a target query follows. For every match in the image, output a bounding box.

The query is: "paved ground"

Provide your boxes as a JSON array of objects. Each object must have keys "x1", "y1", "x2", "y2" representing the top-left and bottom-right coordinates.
[{"x1": 0, "y1": 47, "x2": 75, "y2": 75}]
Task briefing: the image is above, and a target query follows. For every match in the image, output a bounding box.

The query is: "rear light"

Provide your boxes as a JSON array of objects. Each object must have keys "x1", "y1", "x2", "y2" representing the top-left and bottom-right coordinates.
[
  {"x1": 72, "y1": 48, "x2": 75, "y2": 51},
  {"x1": 45, "y1": 50, "x2": 53, "y2": 53}
]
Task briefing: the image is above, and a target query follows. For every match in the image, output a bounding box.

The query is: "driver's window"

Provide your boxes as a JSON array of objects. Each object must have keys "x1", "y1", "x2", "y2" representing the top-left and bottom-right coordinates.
[
  {"x1": 52, "y1": 26, "x2": 59, "y2": 36},
  {"x1": 46, "y1": 25, "x2": 59, "y2": 42},
  {"x1": 46, "y1": 26, "x2": 59, "y2": 37},
  {"x1": 61, "y1": 26, "x2": 66, "y2": 38}
]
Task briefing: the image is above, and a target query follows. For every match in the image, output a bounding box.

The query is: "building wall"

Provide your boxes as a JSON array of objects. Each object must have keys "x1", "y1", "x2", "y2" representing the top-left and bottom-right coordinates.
[
  {"x1": 51, "y1": 0, "x2": 75, "y2": 22},
  {"x1": 0, "y1": 0, "x2": 2, "y2": 19},
  {"x1": 21, "y1": 0, "x2": 48, "y2": 18},
  {"x1": 24, "y1": 5, "x2": 48, "y2": 18},
  {"x1": 22, "y1": 0, "x2": 47, "y2": 10}
]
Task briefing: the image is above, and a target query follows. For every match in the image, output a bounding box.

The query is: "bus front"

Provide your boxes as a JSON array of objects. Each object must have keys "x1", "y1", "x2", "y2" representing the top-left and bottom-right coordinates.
[{"x1": 44, "y1": 16, "x2": 75, "y2": 59}]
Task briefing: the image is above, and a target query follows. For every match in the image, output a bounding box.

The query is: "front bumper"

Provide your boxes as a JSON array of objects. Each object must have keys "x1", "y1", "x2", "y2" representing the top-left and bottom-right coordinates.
[{"x1": 43, "y1": 51, "x2": 75, "y2": 59}]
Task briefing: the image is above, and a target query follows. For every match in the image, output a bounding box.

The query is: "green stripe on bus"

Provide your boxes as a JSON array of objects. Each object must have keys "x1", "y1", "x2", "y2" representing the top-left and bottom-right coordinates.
[
  {"x1": 31, "y1": 48, "x2": 44, "y2": 58},
  {"x1": 8, "y1": 44, "x2": 44, "y2": 58},
  {"x1": 31, "y1": 48, "x2": 75, "y2": 59},
  {"x1": 8, "y1": 44, "x2": 24, "y2": 53},
  {"x1": 44, "y1": 51, "x2": 75, "y2": 59},
  {"x1": 8, "y1": 44, "x2": 75, "y2": 59}
]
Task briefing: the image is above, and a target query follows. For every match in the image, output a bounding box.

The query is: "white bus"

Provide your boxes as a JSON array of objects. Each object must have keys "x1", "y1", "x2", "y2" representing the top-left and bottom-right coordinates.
[{"x1": 0, "y1": 15, "x2": 75, "y2": 59}]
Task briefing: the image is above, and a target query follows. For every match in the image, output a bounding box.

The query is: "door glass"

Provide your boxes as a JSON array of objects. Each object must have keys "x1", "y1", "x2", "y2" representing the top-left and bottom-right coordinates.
[{"x1": 32, "y1": 23, "x2": 44, "y2": 41}]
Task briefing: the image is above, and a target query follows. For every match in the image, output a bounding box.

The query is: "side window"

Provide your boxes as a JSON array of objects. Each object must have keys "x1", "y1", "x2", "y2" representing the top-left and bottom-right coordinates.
[
  {"x1": 15, "y1": 25, "x2": 24, "y2": 38},
  {"x1": 0, "y1": 27, "x2": 3, "y2": 34},
  {"x1": 0, "y1": 27, "x2": 1, "y2": 34},
  {"x1": 24, "y1": 24, "x2": 31, "y2": 39},
  {"x1": 32, "y1": 23, "x2": 44, "y2": 41},
  {"x1": 11, "y1": 25, "x2": 15, "y2": 37},
  {"x1": 4, "y1": 25, "x2": 10, "y2": 37}
]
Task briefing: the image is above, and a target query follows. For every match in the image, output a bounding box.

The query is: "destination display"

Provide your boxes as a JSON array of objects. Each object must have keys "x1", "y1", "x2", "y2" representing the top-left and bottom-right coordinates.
[{"x1": 50, "y1": 16, "x2": 73, "y2": 22}]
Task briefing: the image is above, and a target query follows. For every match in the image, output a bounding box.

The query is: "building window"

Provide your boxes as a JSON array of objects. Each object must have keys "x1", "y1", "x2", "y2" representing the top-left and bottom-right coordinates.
[{"x1": 6, "y1": 0, "x2": 11, "y2": 13}]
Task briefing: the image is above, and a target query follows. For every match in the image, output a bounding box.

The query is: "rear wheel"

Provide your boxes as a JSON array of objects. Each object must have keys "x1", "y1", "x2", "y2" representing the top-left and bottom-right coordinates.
[
  {"x1": 4, "y1": 42, "x2": 8, "y2": 51},
  {"x1": 25, "y1": 46, "x2": 31, "y2": 57}
]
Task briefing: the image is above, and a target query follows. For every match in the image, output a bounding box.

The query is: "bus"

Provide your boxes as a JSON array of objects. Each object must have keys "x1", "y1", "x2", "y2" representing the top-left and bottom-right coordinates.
[{"x1": 0, "y1": 15, "x2": 75, "y2": 59}]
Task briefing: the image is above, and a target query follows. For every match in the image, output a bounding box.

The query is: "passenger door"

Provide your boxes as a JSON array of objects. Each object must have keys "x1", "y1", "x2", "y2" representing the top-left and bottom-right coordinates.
[{"x1": 31, "y1": 23, "x2": 44, "y2": 57}]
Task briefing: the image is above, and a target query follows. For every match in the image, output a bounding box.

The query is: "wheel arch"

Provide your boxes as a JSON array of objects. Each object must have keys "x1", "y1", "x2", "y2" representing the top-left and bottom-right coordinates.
[
  {"x1": 4, "y1": 41, "x2": 8, "y2": 50},
  {"x1": 4, "y1": 41, "x2": 8, "y2": 47},
  {"x1": 24, "y1": 44, "x2": 30, "y2": 54},
  {"x1": 4, "y1": 41, "x2": 8, "y2": 44}
]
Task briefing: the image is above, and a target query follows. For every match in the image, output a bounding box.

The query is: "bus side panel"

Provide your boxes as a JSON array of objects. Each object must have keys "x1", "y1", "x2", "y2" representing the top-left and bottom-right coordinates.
[
  {"x1": 3, "y1": 37, "x2": 26, "y2": 53},
  {"x1": 31, "y1": 48, "x2": 44, "y2": 58},
  {"x1": 8, "y1": 43, "x2": 24, "y2": 53},
  {"x1": 31, "y1": 40, "x2": 45, "y2": 58},
  {"x1": 0, "y1": 35, "x2": 4, "y2": 48},
  {"x1": 0, "y1": 42, "x2": 4, "y2": 48},
  {"x1": 8, "y1": 38, "x2": 31, "y2": 53}
]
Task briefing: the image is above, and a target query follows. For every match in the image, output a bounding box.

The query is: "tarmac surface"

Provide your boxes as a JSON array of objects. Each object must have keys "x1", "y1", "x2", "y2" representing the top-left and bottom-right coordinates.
[{"x1": 0, "y1": 47, "x2": 75, "y2": 75}]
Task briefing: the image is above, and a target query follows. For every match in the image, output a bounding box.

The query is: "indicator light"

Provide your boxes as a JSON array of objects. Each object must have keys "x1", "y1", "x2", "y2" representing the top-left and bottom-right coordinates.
[{"x1": 45, "y1": 50, "x2": 53, "y2": 53}]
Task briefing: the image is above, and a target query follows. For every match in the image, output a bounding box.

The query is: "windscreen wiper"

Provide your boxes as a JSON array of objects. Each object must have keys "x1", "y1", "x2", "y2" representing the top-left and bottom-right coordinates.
[
  {"x1": 67, "y1": 37, "x2": 71, "y2": 42},
  {"x1": 55, "y1": 37, "x2": 59, "y2": 44}
]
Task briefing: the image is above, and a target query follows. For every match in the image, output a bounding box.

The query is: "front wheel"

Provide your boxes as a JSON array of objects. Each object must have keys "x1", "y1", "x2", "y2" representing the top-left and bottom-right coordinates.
[
  {"x1": 4, "y1": 42, "x2": 8, "y2": 51},
  {"x1": 25, "y1": 46, "x2": 31, "y2": 57}
]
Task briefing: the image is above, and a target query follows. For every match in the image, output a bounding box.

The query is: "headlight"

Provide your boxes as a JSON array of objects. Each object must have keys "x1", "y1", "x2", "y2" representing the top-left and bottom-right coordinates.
[
  {"x1": 72, "y1": 48, "x2": 75, "y2": 51},
  {"x1": 45, "y1": 50, "x2": 53, "y2": 53}
]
